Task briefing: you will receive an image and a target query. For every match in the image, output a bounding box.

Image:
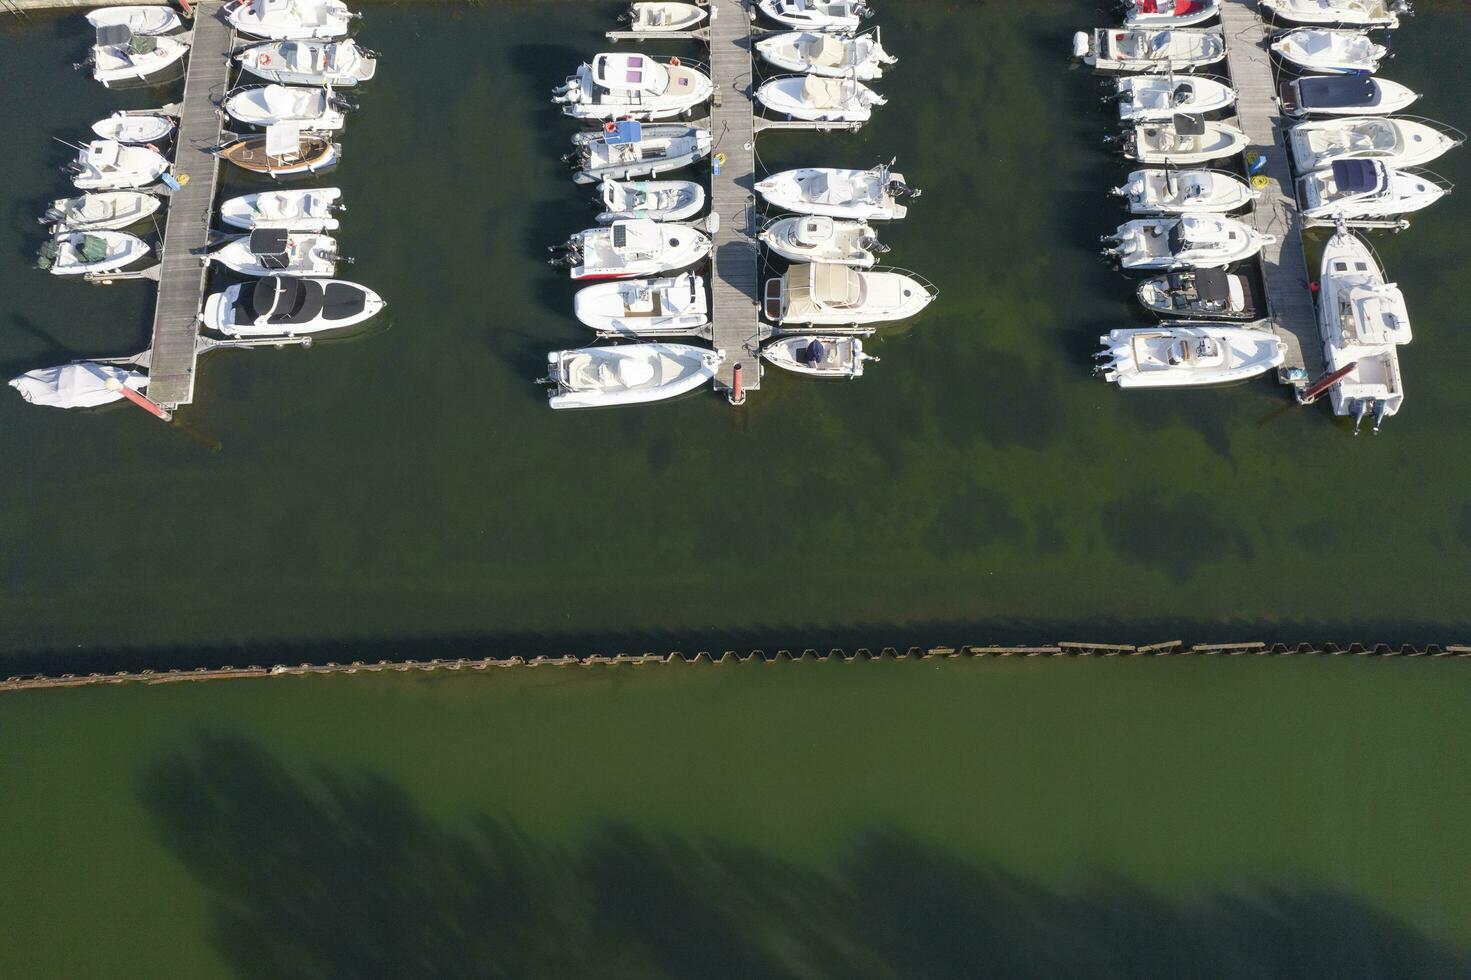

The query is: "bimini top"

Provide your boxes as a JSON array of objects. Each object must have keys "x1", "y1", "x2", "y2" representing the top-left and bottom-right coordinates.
[
  {"x1": 1190, "y1": 267, "x2": 1232, "y2": 305},
  {"x1": 1331, "y1": 159, "x2": 1384, "y2": 195},
  {"x1": 249, "y1": 227, "x2": 290, "y2": 256},
  {"x1": 1172, "y1": 112, "x2": 1206, "y2": 136},
  {"x1": 95, "y1": 23, "x2": 131, "y2": 48},
  {"x1": 592, "y1": 53, "x2": 669, "y2": 94},
  {"x1": 250, "y1": 275, "x2": 324, "y2": 323},
  {"x1": 810, "y1": 264, "x2": 862, "y2": 307},
  {"x1": 1297, "y1": 75, "x2": 1377, "y2": 109}
]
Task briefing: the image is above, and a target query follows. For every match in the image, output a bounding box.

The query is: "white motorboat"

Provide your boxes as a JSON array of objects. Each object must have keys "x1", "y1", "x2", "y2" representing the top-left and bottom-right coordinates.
[
  {"x1": 91, "y1": 111, "x2": 175, "y2": 144},
  {"x1": 756, "y1": 164, "x2": 918, "y2": 220},
  {"x1": 761, "y1": 335, "x2": 874, "y2": 378},
  {"x1": 553, "y1": 219, "x2": 710, "y2": 280},
  {"x1": 9, "y1": 361, "x2": 147, "y2": 409},
  {"x1": 1113, "y1": 168, "x2": 1256, "y2": 213},
  {"x1": 1114, "y1": 75, "x2": 1235, "y2": 122},
  {"x1": 220, "y1": 187, "x2": 342, "y2": 231},
  {"x1": 215, "y1": 124, "x2": 340, "y2": 176},
  {"x1": 755, "y1": 29, "x2": 895, "y2": 80},
  {"x1": 1072, "y1": 28, "x2": 1226, "y2": 73},
  {"x1": 237, "y1": 39, "x2": 377, "y2": 86},
  {"x1": 38, "y1": 231, "x2": 151, "y2": 276},
  {"x1": 1122, "y1": 113, "x2": 1249, "y2": 164},
  {"x1": 1280, "y1": 74, "x2": 1418, "y2": 117},
  {"x1": 1261, "y1": 0, "x2": 1407, "y2": 29},
  {"x1": 210, "y1": 228, "x2": 338, "y2": 276},
  {"x1": 1316, "y1": 223, "x2": 1412, "y2": 431},
  {"x1": 623, "y1": 2, "x2": 708, "y2": 32},
  {"x1": 763, "y1": 264, "x2": 936, "y2": 328},
  {"x1": 573, "y1": 274, "x2": 709, "y2": 336},
  {"x1": 553, "y1": 53, "x2": 711, "y2": 121},
  {"x1": 1096, "y1": 324, "x2": 1284, "y2": 387},
  {"x1": 227, "y1": 0, "x2": 354, "y2": 40},
  {"x1": 1124, "y1": 0, "x2": 1221, "y2": 28},
  {"x1": 1271, "y1": 28, "x2": 1386, "y2": 74},
  {"x1": 1289, "y1": 116, "x2": 1463, "y2": 170},
  {"x1": 568, "y1": 122, "x2": 712, "y2": 184},
  {"x1": 756, "y1": 0, "x2": 870, "y2": 31},
  {"x1": 756, "y1": 74, "x2": 886, "y2": 122},
  {"x1": 1298, "y1": 159, "x2": 1448, "y2": 219},
  {"x1": 86, "y1": 6, "x2": 182, "y2": 35},
  {"x1": 595, "y1": 178, "x2": 704, "y2": 223},
  {"x1": 66, "y1": 140, "x2": 168, "y2": 190},
  {"x1": 1136, "y1": 268, "x2": 1258, "y2": 319},
  {"x1": 543, "y1": 343, "x2": 722, "y2": 409},
  {"x1": 42, "y1": 190, "x2": 160, "y2": 232},
  {"x1": 224, "y1": 84, "x2": 350, "y2": 130},
  {"x1": 1102, "y1": 214, "x2": 1273, "y2": 270},
  {"x1": 203, "y1": 275, "x2": 383, "y2": 336},
  {"x1": 90, "y1": 26, "x2": 189, "y2": 88},
  {"x1": 758, "y1": 215, "x2": 884, "y2": 267}
]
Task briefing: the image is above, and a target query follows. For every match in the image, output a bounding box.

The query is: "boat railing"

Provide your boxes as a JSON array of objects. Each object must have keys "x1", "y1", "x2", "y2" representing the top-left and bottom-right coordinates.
[
  {"x1": 871, "y1": 266, "x2": 939, "y2": 299},
  {"x1": 1404, "y1": 166, "x2": 1454, "y2": 192},
  {"x1": 1393, "y1": 115, "x2": 1468, "y2": 146}
]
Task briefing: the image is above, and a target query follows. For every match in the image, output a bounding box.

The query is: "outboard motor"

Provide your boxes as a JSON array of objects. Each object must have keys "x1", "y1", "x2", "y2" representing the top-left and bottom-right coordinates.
[
  {"x1": 859, "y1": 236, "x2": 890, "y2": 254},
  {"x1": 1351, "y1": 398, "x2": 1370, "y2": 436},
  {"x1": 1372, "y1": 400, "x2": 1389, "y2": 434},
  {"x1": 561, "y1": 149, "x2": 585, "y2": 168},
  {"x1": 1072, "y1": 31, "x2": 1092, "y2": 61}
]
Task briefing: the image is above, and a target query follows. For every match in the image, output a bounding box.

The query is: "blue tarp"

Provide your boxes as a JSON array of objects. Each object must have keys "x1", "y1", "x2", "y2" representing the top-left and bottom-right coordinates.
[
  {"x1": 1331, "y1": 159, "x2": 1381, "y2": 195},
  {"x1": 606, "y1": 121, "x2": 643, "y2": 144}
]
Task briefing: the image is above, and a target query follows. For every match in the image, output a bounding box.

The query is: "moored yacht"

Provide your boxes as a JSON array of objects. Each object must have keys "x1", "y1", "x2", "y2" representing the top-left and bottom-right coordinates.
[
  {"x1": 1096, "y1": 324, "x2": 1285, "y2": 387},
  {"x1": 574, "y1": 274, "x2": 709, "y2": 336},
  {"x1": 203, "y1": 275, "x2": 384, "y2": 336},
  {"x1": 1114, "y1": 75, "x2": 1235, "y2": 122},
  {"x1": 38, "y1": 230, "x2": 151, "y2": 276},
  {"x1": 1297, "y1": 159, "x2": 1449, "y2": 220},
  {"x1": 224, "y1": 84, "x2": 351, "y2": 130},
  {"x1": 43, "y1": 190, "x2": 160, "y2": 232},
  {"x1": 237, "y1": 38, "x2": 377, "y2": 85},
  {"x1": 9, "y1": 361, "x2": 148, "y2": 409},
  {"x1": 1260, "y1": 0, "x2": 1407, "y2": 29},
  {"x1": 1124, "y1": 0, "x2": 1221, "y2": 28},
  {"x1": 756, "y1": 164, "x2": 918, "y2": 220},
  {"x1": 1289, "y1": 116, "x2": 1463, "y2": 171},
  {"x1": 1136, "y1": 268, "x2": 1257, "y2": 319},
  {"x1": 761, "y1": 335, "x2": 875, "y2": 378},
  {"x1": 1271, "y1": 28, "x2": 1386, "y2": 74},
  {"x1": 756, "y1": 0, "x2": 870, "y2": 31},
  {"x1": 220, "y1": 187, "x2": 343, "y2": 231},
  {"x1": 763, "y1": 263, "x2": 936, "y2": 329},
  {"x1": 66, "y1": 140, "x2": 168, "y2": 190},
  {"x1": 1279, "y1": 75, "x2": 1419, "y2": 117},
  {"x1": 91, "y1": 111, "x2": 175, "y2": 144},
  {"x1": 1113, "y1": 168, "x2": 1257, "y2": 214},
  {"x1": 759, "y1": 215, "x2": 885, "y2": 267},
  {"x1": 1122, "y1": 113, "x2": 1249, "y2": 164},
  {"x1": 542, "y1": 343, "x2": 723, "y2": 409},
  {"x1": 86, "y1": 6, "x2": 182, "y2": 35},
  {"x1": 227, "y1": 0, "x2": 355, "y2": 40},
  {"x1": 553, "y1": 53, "x2": 712, "y2": 121},
  {"x1": 552, "y1": 219, "x2": 710, "y2": 280},
  {"x1": 1102, "y1": 214, "x2": 1273, "y2": 270},
  {"x1": 756, "y1": 74, "x2": 886, "y2": 123},
  {"x1": 567, "y1": 122, "x2": 712, "y2": 184},
  {"x1": 90, "y1": 26, "x2": 189, "y2": 88},
  {"x1": 755, "y1": 29, "x2": 895, "y2": 80},
  {"x1": 1072, "y1": 28, "x2": 1226, "y2": 73},
  {"x1": 210, "y1": 228, "x2": 338, "y2": 276},
  {"x1": 215, "y1": 125, "x2": 340, "y2": 176},
  {"x1": 623, "y1": 2, "x2": 708, "y2": 32},
  {"x1": 595, "y1": 178, "x2": 704, "y2": 223}
]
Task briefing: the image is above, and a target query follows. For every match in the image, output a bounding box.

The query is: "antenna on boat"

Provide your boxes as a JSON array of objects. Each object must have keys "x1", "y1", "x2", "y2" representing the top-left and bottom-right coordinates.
[{"x1": 52, "y1": 136, "x2": 89, "y2": 152}]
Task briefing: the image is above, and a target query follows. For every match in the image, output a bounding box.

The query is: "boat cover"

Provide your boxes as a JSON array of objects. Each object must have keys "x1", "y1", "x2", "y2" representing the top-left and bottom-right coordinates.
[
  {"x1": 9, "y1": 362, "x2": 143, "y2": 408},
  {"x1": 1298, "y1": 75, "x2": 1376, "y2": 109},
  {"x1": 80, "y1": 235, "x2": 110, "y2": 263},
  {"x1": 126, "y1": 34, "x2": 158, "y2": 55},
  {"x1": 1331, "y1": 159, "x2": 1381, "y2": 194},
  {"x1": 1172, "y1": 112, "x2": 1206, "y2": 135},
  {"x1": 96, "y1": 24, "x2": 130, "y2": 47},
  {"x1": 1191, "y1": 268, "x2": 1230, "y2": 305},
  {"x1": 607, "y1": 121, "x2": 644, "y2": 144}
]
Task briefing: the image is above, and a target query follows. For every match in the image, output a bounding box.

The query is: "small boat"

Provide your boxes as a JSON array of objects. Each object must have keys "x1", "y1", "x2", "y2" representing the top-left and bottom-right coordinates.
[
  {"x1": 1271, "y1": 28, "x2": 1386, "y2": 74},
  {"x1": 1113, "y1": 168, "x2": 1256, "y2": 213},
  {"x1": 542, "y1": 343, "x2": 723, "y2": 409},
  {"x1": 1289, "y1": 116, "x2": 1464, "y2": 171},
  {"x1": 1279, "y1": 75, "x2": 1418, "y2": 117},
  {"x1": 203, "y1": 275, "x2": 383, "y2": 336},
  {"x1": 1124, "y1": 0, "x2": 1221, "y2": 28},
  {"x1": 755, "y1": 29, "x2": 895, "y2": 80},
  {"x1": 1298, "y1": 159, "x2": 1448, "y2": 220},
  {"x1": 758, "y1": 215, "x2": 885, "y2": 267},
  {"x1": 86, "y1": 6, "x2": 182, "y2": 35},
  {"x1": 552, "y1": 219, "x2": 711, "y2": 280},
  {"x1": 756, "y1": 74, "x2": 886, "y2": 123},
  {"x1": 90, "y1": 26, "x2": 189, "y2": 88},
  {"x1": 37, "y1": 230, "x2": 151, "y2": 276},
  {"x1": 9, "y1": 361, "x2": 147, "y2": 409},
  {"x1": 595, "y1": 178, "x2": 704, "y2": 223},
  {"x1": 756, "y1": 0, "x2": 870, "y2": 31},
  {"x1": 761, "y1": 335, "x2": 874, "y2": 378},
  {"x1": 91, "y1": 111, "x2": 175, "y2": 144},
  {"x1": 623, "y1": 2, "x2": 707, "y2": 32},
  {"x1": 210, "y1": 228, "x2": 338, "y2": 276},
  {"x1": 553, "y1": 53, "x2": 711, "y2": 121},
  {"x1": 66, "y1": 140, "x2": 168, "y2": 190},
  {"x1": 1260, "y1": 0, "x2": 1407, "y2": 29},
  {"x1": 1114, "y1": 75, "x2": 1235, "y2": 122},
  {"x1": 42, "y1": 190, "x2": 160, "y2": 232},
  {"x1": 1136, "y1": 268, "x2": 1257, "y2": 319},
  {"x1": 215, "y1": 125, "x2": 340, "y2": 176},
  {"x1": 237, "y1": 39, "x2": 377, "y2": 86},
  {"x1": 1122, "y1": 113, "x2": 1249, "y2": 164},
  {"x1": 567, "y1": 122, "x2": 711, "y2": 184},
  {"x1": 224, "y1": 84, "x2": 350, "y2": 130},
  {"x1": 1096, "y1": 324, "x2": 1285, "y2": 387},
  {"x1": 1316, "y1": 222, "x2": 1412, "y2": 431},
  {"x1": 755, "y1": 164, "x2": 918, "y2": 220},
  {"x1": 219, "y1": 187, "x2": 342, "y2": 231},
  {"x1": 763, "y1": 263, "x2": 936, "y2": 328},
  {"x1": 1102, "y1": 214, "x2": 1273, "y2": 270},
  {"x1": 1072, "y1": 28, "x2": 1226, "y2": 73},
  {"x1": 227, "y1": 0, "x2": 354, "y2": 40},
  {"x1": 573, "y1": 274, "x2": 709, "y2": 336}
]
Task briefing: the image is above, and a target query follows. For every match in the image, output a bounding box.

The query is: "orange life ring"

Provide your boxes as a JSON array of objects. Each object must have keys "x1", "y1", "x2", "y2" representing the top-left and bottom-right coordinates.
[
  {"x1": 669, "y1": 56, "x2": 681, "y2": 67},
  {"x1": 259, "y1": 53, "x2": 272, "y2": 65},
  {"x1": 603, "y1": 121, "x2": 617, "y2": 133}
]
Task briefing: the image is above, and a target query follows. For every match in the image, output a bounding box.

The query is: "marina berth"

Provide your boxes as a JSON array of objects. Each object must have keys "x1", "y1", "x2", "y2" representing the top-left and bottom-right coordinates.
[
  {"x1": 1095, "y1": 324, "x2": 1286, "y2": 387},
  {"x1": 566, "y1": 122, "x2": 711, "y2": 184},
  {"x1": 66, "y1": 140, "x2": 168, "y2": 190},
  {"x1": 1279, "y1": 75, "x2": 1419, "y2": 117},
  {"x1": 1288, "y1": 116, "x2": 1464, "y2": 170},
  {"x1": 220, "y1": 187, "x2": 343, "y2": 232},
  {"x1": 623, "y1": 2, "x2": 708, "y2": 33},
  {"x1": 227, "y1": 0, "x2": 355, "y2": 41},
  {"x1": 756, "y1": 0, "x2": 871, "y2": 31},
  {"x1": 1136, "y1": 268, "x2": 1258, "y2": 319},
  {"x1": 758, "y1": 214, "x2": 885, "y2": 267},
  {"x1": 755, "y1": 74, "x2": 886, "y2": 123},
  {"x1": 595, "y1": 179, "x2": 704, "y2": 223},
  {"x1": 8, "y1": 361, "x2": 148, "y2": 409},
  {"x1": 237, "y1": 38, "x2": 377, "y2": 86},
  {"x1": 91, "y1": 111, "x2": 175, "y2": 144},
  {"x1": 1072, "y1": 27, "x2": 1226, "y2": 73},
  {"x1": 203, "y1": 275, "x2": 384, "y2": 336},
  {"x1": 86, "y1": 6, "x2": 182, "y2": 35},
  {"x1": 37, "y1": 230, "x2": 151, "y2": 276},
  {"x1": 1121, "y1": 113, "x2": 1248, "y2": 164},
  {"x1": 1271, "y1": 28, "x2": 1386, "y2": 75},
  {"x1": 224, "y1": 84, "x2": 351, "y2": 130},
  {"x1": 1114, "y1": 168, "x2": 1257, "y2": 214},
  {"x1": 90, "y1": 26, "x2": 189, "y2": 88},
  {"x1": 761, "y1": 335, "x2": 874, "y2": 378},
  {"x1": 1102, "y1": 214, "x2": 1273, "y2": 270},
  {"x1": 43, "y1": 190, "x2": 160, "y2": 232},
  {"x1": 552, "y1": 218, "x2": 711, "y2": 280},
  {"x1": 755, "y1": 29, "x2": 895, "y2": 80},
  {"x1": 762, "y1": 263, "x2": 936, "y2": 328},
  {"x1": 1296, "y1": 159, "x2": 1448, "y2": 220},
  {"x1": 1123, "y1": 0, "x2": 1221, "y2": 28},
  {"x1": 215, "y1": 124, "x2": 340, "y2": 175},
  {"x1": 1114, "y1": 75, "x2": 1236, "y2": 122},
  {"x1": 1259, "y1": 0, "x2": 1406, "y2": 29},
  {"x1": 755, "y1": 164, "x2": 918, "y2": 220},
  {"x1": 573, "y1": 274, "x2": 710, "y2": 336},
  {"x1": 542, "y1": 343, "x2": 723, "y2": 409},
  {"x1": 553, "y1": 53, "x2": 711, "y2": 122},
  {"x1": 210, "y1": 227, "x2": 338, "y2": 276}
]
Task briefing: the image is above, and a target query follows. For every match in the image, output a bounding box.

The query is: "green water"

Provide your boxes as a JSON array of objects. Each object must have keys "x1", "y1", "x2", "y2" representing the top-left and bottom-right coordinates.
[{"x1": 1, "y1": 2, "x2": 1470, "y2": 666}]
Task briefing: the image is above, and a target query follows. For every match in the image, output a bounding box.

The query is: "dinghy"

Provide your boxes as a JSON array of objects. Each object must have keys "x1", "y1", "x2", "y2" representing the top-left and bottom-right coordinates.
[
  {"x1": 90, "y1": 26, "x2": 189, "y2": 88},
  {"x1": 756, "y1": 0, "x2": 870, "y2": 31},
  {"x1": 43, "y1": 190, "x2": 160, "y2": 232},
  {"x1": 761, "y1": 335, "x2": 874, "y2": 378},
  {"x1": 763, "y1": 263, "x2": 936, "y2": 328},
  {"x1": 542, "y1": 343, "x2": 723, "y2": 409},
  {"x1": 1272, "y1": 28, "x2": 1385, "y2": 74},
  {"x1": 755, "y1": 29, "x2": 895, "y2": 79},
  {"x1": 1136, "y1": 268, "x2": 1257, "y2": 319},
  {"x1": 1124, "y1": 0, "x2": 1221, "y2": 28},
  {"x1": 759, "y1": 215, "x2": 885, "y2": 267},
  {"x1": 552, "y1": 219, "x2": 710, "y2": 280},
  {"x1": 1289, "y1": 116, "x2": 1463, "y2": 171},
  {"x1": 37, "y1": 230, "x2": 151, "y2": 276},
  {"x1": 1102, "y1": 214, "x2": 1273, "y2": 270},
  {"x1": 220, "y1": 187, "x2": 342, "y2": 231},
  {"x1": 227, "y1": 0, "x2": 354, "y2": 40},
  {"x1": 624, "y1": 2, "x2": 707, "y2": 32},
  {"x1": 9, "y1": 362, "x2": 147, "y2": 409},
  {"x1": 756, "y1": 164, "x2": 918, "y2": 220},
  {"x1": 1298, "y1": 159, "x2": 1448, "y2": 219},
  {"x1": 1114, "y1": 75, "x2": 1235, "y2": 122},
  {"x1": 91, "y1": 111, "x2": 175, "y2": 144},
  {"x1": 573, "y1": 274, "x2": 710, "y2": 336},
  {"x1": 1096, "y1": 324, "x2": 1285, "y2": 387},
  {"x1": 567, "y1": 122, "x2": 711, "y2": 184},
  {"x1": 756, "y1": 74, "x2": 886, "y2": 122},
  {"x1": 224, "y1": 84, "x2": 350, "y2": 130},
  {"x1": 1113, "y1": 168, "x2": 1256, "y2": 214},
  {"x1": 1073, "y1": 28, "x2": 1225, "y2": 73},
  {"x1": 66, "y1": 140, "x2": 168, "y2": 190},
  {"x1": 1122, "y1": 113, "x2": 1248, "y2": 164},
  {"x1": 553, "y1": 53, "x2": 711, "y2": 121},
  {"x1": 86, "y1": 6, "x2": 182, "y2": 35},
  {"x1": 204, "y1": 275, "x2": 383, "y2": 336},
  {"x1": 1260, "y1": 0, "x2": 1406, "y2": 29},
  {"x1": 237, "y1": 38, "x2": 377, "y2": 86},
  {"x1": 1280, "y1": 75, "x2": 1418, "y2": 117},
  {"x1": 215, "y1": 125, "x2": 340, "y2": 176},
  {"x1": 595, "y1": 178, "x2": 704, "y2": 223},
  {"x1": 210, "y1": 228, "x2": 338, "y2": 276}
]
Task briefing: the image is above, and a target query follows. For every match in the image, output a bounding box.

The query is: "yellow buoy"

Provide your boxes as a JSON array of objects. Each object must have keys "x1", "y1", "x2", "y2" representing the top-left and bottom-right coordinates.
[{"x1": 1251, "y1": 174, "x2": 1270, "y2": 189}]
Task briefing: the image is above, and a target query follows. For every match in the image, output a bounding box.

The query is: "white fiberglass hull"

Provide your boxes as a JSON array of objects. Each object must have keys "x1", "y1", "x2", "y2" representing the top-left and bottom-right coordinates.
[
  {"x1": 224, "y1": 84, "x2": 348, "y2": 130},
  {"x1": 755, "y1": 30, "x2": 894, "y2": 80},
  {"x1": 1115, "y1": 75, "x2": 1236, "y2": 122},
  {"x1": 759, "y1": 215, "x2": 880, "y2": 267},
  {"x1": 761, "y1": 335, "x2": 872, "y2": 377},
  {"x1": 756, "y1": 167, "x2": 914, "y2": 221},
  {"x1": 545, "y1": 343, "x2": 722, "y2": 409},
  {"x1": 45, "y1": 191, "x2": 160, "y2": 232},
  {"x1": 220, "y1": 188, "x2": 343, "y2": 231},
  {"x1": 1271, "y1": 29, "x2": 1386, "y2": 74},
  {"x1": 237, "y1": 40, "x2": 376, "y2": 86},
  {"x1": 44, "y1": 231, "x2": 151, "y2": 275},
  {"x1": 203, "y1": 276, "x2": 384, "y2": 336},
  {"x1": 91, "y1": 112, "x2": 175, "y2": 144},
  {"x1": 227, "y1": 0, "x2": 354, "y2": 40},
  {"x1": 69, "y1": 141, "x2": 169, "y2": 190},
  {"x1": 765, "y1": 265, "x2": 937, "y2": 328},
  {"x1": 1261, "y1": 0, "x2": 1402, "y2": 28},
  {"x1": 1124, "y1": 0, "x2": 1222, "y2": 28},
  {"x1": 1317, "y1": 228, "x2": 1411, "y2": 427},
  {"x1": 566, "y1": 223, "x2": 711, "y2": 280},
  {"x1": 556, "y1": 63, "x2": 712, "y2": 121},
  {"x1": 1125, "y1": 120, "x2": 1250, "y2": 164},
  {"x1": 757, "y1": 0, "x2": 867, "y2": 31},
  {"x1": 93, "y1": 36, "x2": 190, "y2": 88},
  {"x1": 1113, "y1": 168, "x2": 1257, "y2": 214},
  {"x1": 574, "y1": 274, "x2": 710, "y2": 336},
  {"x1": 1280, "y1": 75, "x2": 1419, "y2": 117},
  {"x1": 756, "y1": 75, "x2": 885, "y2": 122},
  {"x1": 1074, "y1": 28, "x2": 1226, "y2": 73},
  {"x1": 1098, "y1": 324, "x2": 1284, "y2": 387},
  {"x1": 1105, "y1": 216, "x2": 1273, "y2": 270},
  {"x1": 596, "y1": 179, "x2": 704, "y2": 223},
  {"x1": 1289, "y1": 117, "x2": 1463, "y2": 170},
  {"x1": 1298, "y1": 166, "x2": 1447, "y2": 219},
  {"x1": 210, "y1": 233, "x2": 338, "y2": 276},
  {"x1": 86, "y1": 6, "x2": 182, "y2": 35},
  {"x1": 571, "y1": 126, "x2": 712, "y2": 184},
  {"x1": 626, "y1": 3, "x2": 707, "y2": 32}
]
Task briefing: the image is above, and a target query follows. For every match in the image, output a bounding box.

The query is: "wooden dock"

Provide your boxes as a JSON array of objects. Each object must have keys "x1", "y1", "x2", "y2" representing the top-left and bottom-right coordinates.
[{"x1": 1219, "y1": 0, "x2": 1323, "y2": 380}]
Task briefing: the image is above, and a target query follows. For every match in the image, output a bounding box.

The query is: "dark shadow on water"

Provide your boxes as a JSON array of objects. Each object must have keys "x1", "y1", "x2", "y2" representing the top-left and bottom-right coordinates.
[{"x1": 139, "y1": 736, "x2": 1471, "y2": 979}]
